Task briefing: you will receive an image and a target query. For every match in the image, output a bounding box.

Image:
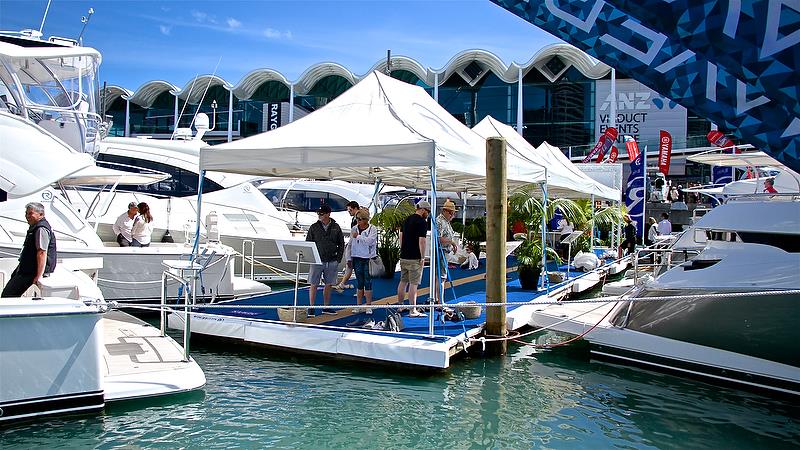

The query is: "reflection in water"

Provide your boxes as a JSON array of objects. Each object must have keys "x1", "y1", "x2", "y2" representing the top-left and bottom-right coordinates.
[{"x1": 2, "y1": 338, "x2": 799, "y2": 449}]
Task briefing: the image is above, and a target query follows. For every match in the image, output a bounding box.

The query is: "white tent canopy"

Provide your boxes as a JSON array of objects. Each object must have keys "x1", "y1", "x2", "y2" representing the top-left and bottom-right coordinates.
[
  {"x1": 200, "y1": 71, "x2": 546, "y2": 191},
  {"x1": 473, "y1": 116, "x2": 620, "y2": 201}
]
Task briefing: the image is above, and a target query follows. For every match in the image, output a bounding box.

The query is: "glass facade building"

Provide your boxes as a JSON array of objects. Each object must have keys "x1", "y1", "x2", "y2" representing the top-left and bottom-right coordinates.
[{"x1": 103, "y1": 45, "x2": 710, "y2": 162}]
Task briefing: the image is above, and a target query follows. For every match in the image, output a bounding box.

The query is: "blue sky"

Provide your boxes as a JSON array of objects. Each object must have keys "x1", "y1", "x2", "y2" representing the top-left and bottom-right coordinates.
[{"x1": 1, "y1": 0, "x2": 563, "y2": 90}]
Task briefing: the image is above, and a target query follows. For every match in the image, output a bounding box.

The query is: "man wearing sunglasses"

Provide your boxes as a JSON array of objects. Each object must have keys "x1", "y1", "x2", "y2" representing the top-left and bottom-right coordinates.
[{"x1": 305, "y1": 204, "x2": 345, "y2": 317}]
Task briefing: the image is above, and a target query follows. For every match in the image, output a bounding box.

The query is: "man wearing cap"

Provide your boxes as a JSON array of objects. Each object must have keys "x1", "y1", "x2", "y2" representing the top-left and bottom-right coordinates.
[
  {"x1": 305, "y1": 204, "x2": 345, "y2": 317},
  {"x1": 112, "y1": 202, "x2": 139, "y2": 247},
  {"x1": 397, "y1": 200, "x2": 431, "y2": 317}
]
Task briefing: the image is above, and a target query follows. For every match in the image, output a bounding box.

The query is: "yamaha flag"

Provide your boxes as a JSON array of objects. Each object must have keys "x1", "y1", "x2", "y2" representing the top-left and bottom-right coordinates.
[
  {"x1": 625, "y1": 150, "x2": 646, "y2": 238},
  {"x1": 583, "y1": 127, "x2": 617, "y2": 163},
  {"x1": 658, "y1": 130, "x2": 672, "y2": 175}
]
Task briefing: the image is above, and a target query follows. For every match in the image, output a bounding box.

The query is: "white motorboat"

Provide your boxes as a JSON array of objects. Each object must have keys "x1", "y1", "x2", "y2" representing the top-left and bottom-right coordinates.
[
  {"x1": 0, "y1": 30, "x2": 301, "y2": 283},
  {"x1": 0, "y1": 256, "x2": 205, "y2": 423},
  {"x1": 530, "y1": 198, "x2": 800, "y2": 396},
  {"x1": 86, "y1": 133, "x2": 302, "y2": 280},
  {"x1": 258, "y1": 178, "x2": 383, "y2": 230},
  {"x1": 0, "y1": 105, "x2": 268, "y2": 304}
]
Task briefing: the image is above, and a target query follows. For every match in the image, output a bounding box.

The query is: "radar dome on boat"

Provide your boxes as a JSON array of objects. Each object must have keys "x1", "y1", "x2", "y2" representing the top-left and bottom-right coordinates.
[{"x1": 195, "y1": 113, "x2": 210, "y2": 131}]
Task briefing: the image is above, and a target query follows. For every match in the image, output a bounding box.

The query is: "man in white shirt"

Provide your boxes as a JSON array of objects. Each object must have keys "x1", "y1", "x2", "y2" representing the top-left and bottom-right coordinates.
[
  {"x1": 112, "y1": 202, "x2": 138, "y2": 247},
  {"x1": 657, "y1": 212, "x2": 672, "y2": 235}
]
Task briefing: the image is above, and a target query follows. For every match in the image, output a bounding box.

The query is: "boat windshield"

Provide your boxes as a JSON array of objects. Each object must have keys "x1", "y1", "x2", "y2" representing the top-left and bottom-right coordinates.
[
  {"x1": 1, "y1": 51, "x2": 102, "y2": 153},
  {"x1": 12, "y1": 54, "x2": 99, "y2": 113}
]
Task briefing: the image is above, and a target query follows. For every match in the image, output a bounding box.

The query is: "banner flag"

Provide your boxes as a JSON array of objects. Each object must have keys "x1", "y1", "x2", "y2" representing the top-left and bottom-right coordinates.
[
  {"x1": 658, "y1": 130, "x2": 672, "y2": 175},
  {"x1": 625, "y1": 150, "x2": 646, "y2": 237},
  {"x1": 608, "y1": 146, "x2": 619, "y2": 163},
  {"x1": 596, "y1": 147, "x2": 606, "y2": 163},
  {"x1": 624, "y1": 135, "x2": 640, "y2": 161},
  {"x1": 583, "y1": 127, "x2": 617, "y2": 163},
  {"x1": 707, "y1": 130, "x2": 732, "y2": 149},
  {"x1": 707, "y1": 130, "x2": 734, "y2": 184}
]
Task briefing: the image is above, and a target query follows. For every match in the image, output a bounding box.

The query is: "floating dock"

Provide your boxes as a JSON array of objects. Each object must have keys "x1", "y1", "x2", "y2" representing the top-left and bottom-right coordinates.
[{"x1": 168, "y1": 250, "x2": 628, "y2": 369}]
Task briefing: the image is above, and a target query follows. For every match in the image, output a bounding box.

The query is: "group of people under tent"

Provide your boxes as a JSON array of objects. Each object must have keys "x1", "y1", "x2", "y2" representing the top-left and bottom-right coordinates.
[{"x1": 302, "y1": 198, "x2": 478, "y2": 319}]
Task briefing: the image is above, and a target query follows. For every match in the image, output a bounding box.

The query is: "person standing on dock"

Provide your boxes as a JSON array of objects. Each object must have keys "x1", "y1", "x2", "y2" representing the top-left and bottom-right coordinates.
[
  {"x1": 112, "y1": 202, "x2": 138, "y2": 247},
  {"x1": 620, "y1": 214, "x2": 637, "y2": 256},
  {"x1": 657, "y1": 212, "x2": 672, "y2": 235},
  {"x1": 397, "y1": 200, "x2": 431, "y2": 317},
  {"x1": 350, "y1": 208, "x2": 377, "y2": 314},
  {"x1": 333, "y1": 200, "x2": 360, "y2": 293},
  {"x1": 433, "y1": 199, "x2": 459, "y2": 302},
  {"x1": 305, "y1": 204, "x2": 344, "y2": 317},
  {"x1": 2, "y1": 202, "x2": 57, "y2": 298}
]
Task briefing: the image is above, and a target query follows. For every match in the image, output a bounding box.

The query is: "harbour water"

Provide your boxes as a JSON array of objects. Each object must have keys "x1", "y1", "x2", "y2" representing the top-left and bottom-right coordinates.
[{"x1": 3, "y1": 331, "x2": 799, "y2": 449}]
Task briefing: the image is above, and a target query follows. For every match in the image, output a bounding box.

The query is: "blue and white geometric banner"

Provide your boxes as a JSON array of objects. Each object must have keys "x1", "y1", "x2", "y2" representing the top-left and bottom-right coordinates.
[
  {"x1": 604, "y1": 0, "x2": 800, "y2": 120},
  {"x1": 489, "y1": 0, "x2": 800, "y2": 173},
  {"x1": 625, "y1": 151, "x2": 645, "y2": 237}
]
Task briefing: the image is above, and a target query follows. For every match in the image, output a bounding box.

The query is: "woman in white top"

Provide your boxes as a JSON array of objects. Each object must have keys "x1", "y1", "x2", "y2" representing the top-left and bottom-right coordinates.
[
  {"x1": 131, "y1": 202, "x2": 154, "y2": 247},
  {"x1": 349, "y1": 208, "x2": 378, "y2": 313}
]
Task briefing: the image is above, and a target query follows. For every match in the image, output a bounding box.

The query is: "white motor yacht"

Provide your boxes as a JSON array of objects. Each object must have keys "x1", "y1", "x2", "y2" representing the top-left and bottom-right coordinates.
[
  {"x1": 257, "y1": 178, "x2": 380, "y2": 230},
  {"x1": 530, "y1": 198, "x2": 800, "y2": 396},
  {"x1": 0, "y1": 105, "x2": 268, "y2": 304},
  {"x1": 84, "y1": 133, "x2": 302, "y2": 281},
  {"x1": 0, "y1": 256, "x2": 205, "y2": 423}
]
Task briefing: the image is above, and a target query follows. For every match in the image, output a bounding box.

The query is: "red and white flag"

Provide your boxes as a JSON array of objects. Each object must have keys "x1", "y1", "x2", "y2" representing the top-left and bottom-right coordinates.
[
  {"x1": 608, "y1": 146, "x2": 619, "y2": 163},
  {"x1": 583, "y1": 127, "x2": 618, "y2": 163},
  {"x1": 658, "y1": 130, "x2": 672, "y2": 175},
  {"x1": 624, "y1": 135, "x2": 640, "y2": 161}
]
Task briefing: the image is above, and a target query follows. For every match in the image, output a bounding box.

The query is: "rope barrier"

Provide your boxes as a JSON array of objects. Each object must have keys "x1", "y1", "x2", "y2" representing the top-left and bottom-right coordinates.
[{"x1": 101, "y1": 288, "x2": 800, "y2": 312}]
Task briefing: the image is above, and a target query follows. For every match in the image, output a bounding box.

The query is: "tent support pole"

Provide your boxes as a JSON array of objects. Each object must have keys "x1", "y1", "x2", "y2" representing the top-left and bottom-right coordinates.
[
  {"x1": 590, "y1": 194, "x2": 595, "y2": 249},
  {"x1": 541, "y1": 174, "x2": 549, "y2": 293},
  {"x1": 461, "y1": 190, "x2": 467, "y2": 246},
  {"x1": 428, "y1": 165, "x2": 437, "y2": 337}
]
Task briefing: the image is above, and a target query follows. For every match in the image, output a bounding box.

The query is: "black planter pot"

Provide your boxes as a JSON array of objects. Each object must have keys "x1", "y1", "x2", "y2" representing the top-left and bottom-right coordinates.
[
  {"x1": 518, "y1": 265, "x2": 542, "y2": 290},
  {"x1": 381, "y1": 257, "x2": 398, "y2": 279}
]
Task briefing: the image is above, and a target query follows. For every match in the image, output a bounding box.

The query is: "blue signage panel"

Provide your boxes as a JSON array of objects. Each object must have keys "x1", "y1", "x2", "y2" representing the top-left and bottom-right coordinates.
[
  {"x1": 489, "y1": 0, "x2": 800, "y2": 173},
  {"x1": 605, "y1": 0, "x2": 800, "y2": 119}
]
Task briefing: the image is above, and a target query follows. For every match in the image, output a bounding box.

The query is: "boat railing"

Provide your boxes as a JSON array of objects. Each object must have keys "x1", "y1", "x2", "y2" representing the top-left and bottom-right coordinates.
[
  {"x1": 723, "y1": 192, "x2": 800, "y2": 203},
  {"x1": 631, "y1": 238, "x2": 694, "y2": 284}
]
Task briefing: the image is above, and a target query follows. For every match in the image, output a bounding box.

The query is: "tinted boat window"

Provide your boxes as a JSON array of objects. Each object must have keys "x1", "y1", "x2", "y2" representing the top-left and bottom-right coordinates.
[
  {"x1": 97, "y1": 153, "x2": 224, "y2": 196},
  {"x1": 737, "y1": 232, "x2": 800, "y2": 253}
]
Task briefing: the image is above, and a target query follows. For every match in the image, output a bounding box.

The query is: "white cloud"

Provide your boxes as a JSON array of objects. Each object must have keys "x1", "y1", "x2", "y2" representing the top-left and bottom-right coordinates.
[
  {"x1": 263, "y1": 28, "x2": 292, "y2": 40},
  {"x1": 159, "y1": 25, "x2": 171, "y2": 36},
  {"x1": 190, "y1": 10, "x2": 207, "y2": 22},
  {"x1": 227, "y1": 18, "x2": 241, "y2": 29}
]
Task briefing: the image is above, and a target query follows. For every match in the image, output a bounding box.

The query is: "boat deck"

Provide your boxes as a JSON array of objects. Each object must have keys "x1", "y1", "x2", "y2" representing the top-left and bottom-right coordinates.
[
  {"x1": 169, "y1": 251, "x2": 626, "y2": 369},
  {"x1": 103, "y1": 310, "x2": 206, "y2": 401}
]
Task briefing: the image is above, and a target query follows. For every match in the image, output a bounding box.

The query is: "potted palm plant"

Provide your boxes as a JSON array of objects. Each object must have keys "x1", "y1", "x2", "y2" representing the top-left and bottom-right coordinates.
[
  {"x1": 370, "y1": 201, "x2": 415, "y2": 278},
  {"x1": 568, "y1": 199, "x2": 626, "y2": 256},
  {"x1": 508, "y1": 186, "x2": 584, "y2": 290}
]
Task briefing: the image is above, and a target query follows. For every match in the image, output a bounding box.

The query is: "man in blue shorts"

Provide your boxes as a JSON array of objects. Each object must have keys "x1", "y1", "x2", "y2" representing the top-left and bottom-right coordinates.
[{"x1": 306, "y1": 204, "x2": 344, "y2": 317}]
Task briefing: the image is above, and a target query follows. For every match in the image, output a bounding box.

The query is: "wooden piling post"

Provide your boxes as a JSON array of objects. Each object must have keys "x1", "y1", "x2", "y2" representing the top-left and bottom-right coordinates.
[{"x1": 485, "y1": 137, "x2": 507, "y2": 355}]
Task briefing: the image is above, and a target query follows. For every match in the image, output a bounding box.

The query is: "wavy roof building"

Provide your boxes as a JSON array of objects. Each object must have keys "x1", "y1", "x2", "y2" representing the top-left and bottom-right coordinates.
[{"x1": 103, "y1": 44, "x2": 710, "y2": 158}]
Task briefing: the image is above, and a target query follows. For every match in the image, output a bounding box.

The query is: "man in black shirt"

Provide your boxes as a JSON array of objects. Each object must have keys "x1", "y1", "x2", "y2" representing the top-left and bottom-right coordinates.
[
  {"x1": 305, "y1": 204, "x2": 344, "y2": 317},
  {"x1": 397, "y1": 200, "x2": 431, "y2": 317}
]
